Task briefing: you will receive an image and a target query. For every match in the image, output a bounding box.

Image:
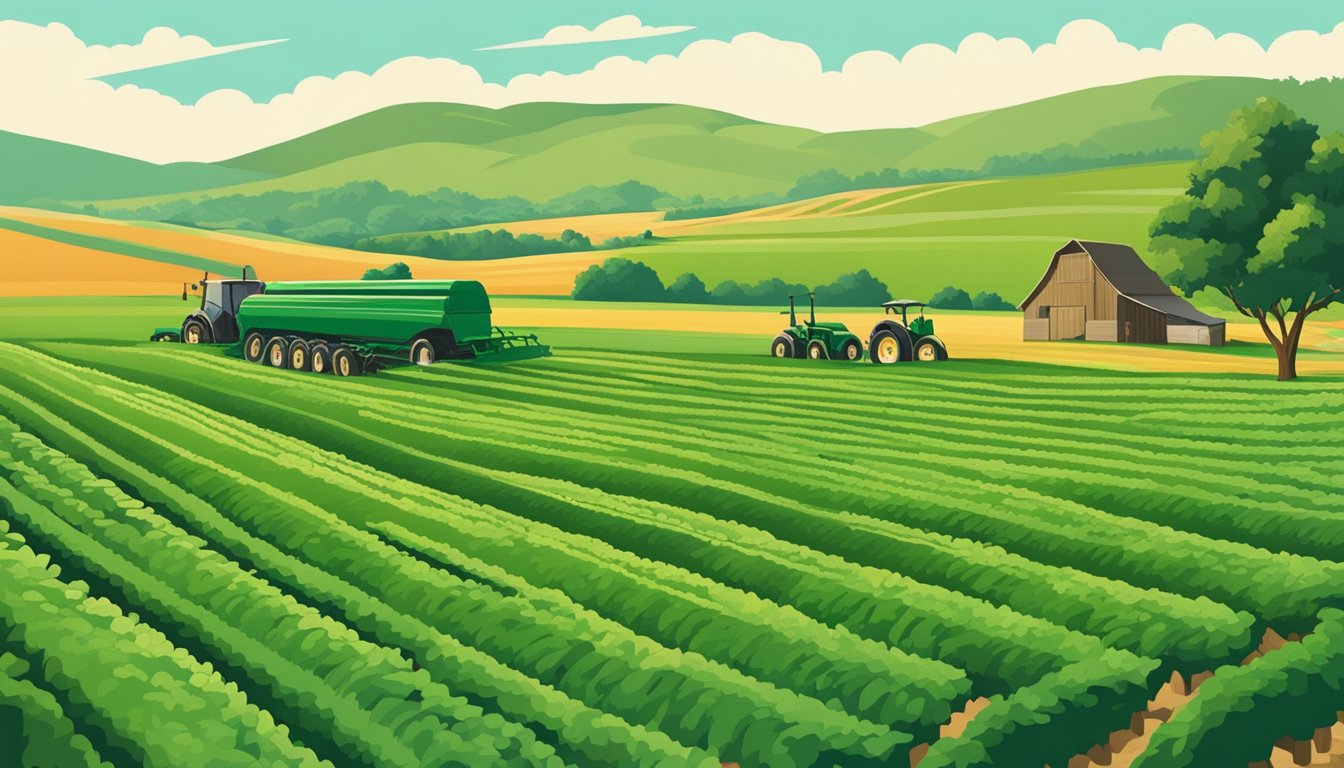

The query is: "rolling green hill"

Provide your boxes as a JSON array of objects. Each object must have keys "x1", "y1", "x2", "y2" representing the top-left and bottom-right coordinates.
[
  {"x1": 0, "y1": 131, "x2": 269, "y2": 205},
  {"x1": 24, "y1": 75, "x2": 1344, "y2": 209}
]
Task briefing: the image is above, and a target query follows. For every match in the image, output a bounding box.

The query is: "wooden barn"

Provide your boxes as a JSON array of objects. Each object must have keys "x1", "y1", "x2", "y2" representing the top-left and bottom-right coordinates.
[{"x1": 1020, "y1": 240, "x2": 1226, "y2": 346}]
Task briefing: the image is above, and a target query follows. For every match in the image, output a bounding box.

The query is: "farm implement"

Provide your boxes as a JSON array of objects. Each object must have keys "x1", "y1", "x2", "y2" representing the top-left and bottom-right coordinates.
[{"x1": 151, "y1": 274, "x2": 548, "y2": 376}]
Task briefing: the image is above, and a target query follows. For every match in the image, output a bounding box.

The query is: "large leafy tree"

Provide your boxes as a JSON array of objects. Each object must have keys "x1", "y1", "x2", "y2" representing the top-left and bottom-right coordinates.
[{"x1": 1151, "y1": 99, "x2": 1343, "y2": 380}]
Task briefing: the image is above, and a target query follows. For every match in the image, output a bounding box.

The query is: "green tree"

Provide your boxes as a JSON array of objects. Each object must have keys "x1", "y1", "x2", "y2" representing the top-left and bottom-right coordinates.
[
  {"x1": 361, "y1": 262, "x2": 412, "y2": 280},
  {"x1": 571, "y1": 258, "x2": 666, "y2": 301},
  {"x1": 971, "y1": 291, "x2": 1016, "y2": 311},
  {"x1": 665, "y1": 273, "x2": 710, "y2": 303},
  {"x1": 1151, "y1": 99, "x2": 1343, "y2": 380},
  {"x1": 929, "y1": 286, "x2": 973, "y2": 310}
]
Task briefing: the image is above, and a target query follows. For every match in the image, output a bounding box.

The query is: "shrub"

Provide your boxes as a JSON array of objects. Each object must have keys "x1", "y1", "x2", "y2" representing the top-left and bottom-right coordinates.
[
  {"x1": 971, "y1": 291, "x2": 1016, "y2": 310},
  {"x1": 361, "y1": 262, "x2": 412, "y2": 280},
  {"x1": 929, "y1": 286, "x2": 974, "y2": 309},
  {"x1": 572, "y1": 258, "x2": 666, "y2": 301},
  {"x1": 813, "y1": 269, "x2": 892, "y2": 306},
  {"x1": 665, "y1": 273, "x2": 710, "y2": 303}
]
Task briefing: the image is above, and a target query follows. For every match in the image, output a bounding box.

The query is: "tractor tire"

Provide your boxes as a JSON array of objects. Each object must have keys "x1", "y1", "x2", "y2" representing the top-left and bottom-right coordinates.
[
  {"x1": 840, "y1": 339, "x2": 862, "y2": 362},
  {"x1": 410, "y1": 338, "x2": 437, "y2": 366},
  {"x1": 183, "y1": 318, "x2": 210, "y2": 345},
  {"x1": 243, "y1": 332, "x2": 266, "y2": 363},
  {"x1": 807, "y1": 341, "x2": 828, "y2": 360},
  {"x1": 309, "y1": 343, "x2": 332, "y2": 374},
  {"x1": 288, "y1": 339, "x2": 313, "y2": 372},
  {"x1": 331, "y1": 345, "x2": 362, "y2": 377},
  {"x1": 870, "y1": 331, "x2": 902, "y2": 364},
  {"x1": 915, "y1": 337, "x2": 947, "y2": 362},
  {"x1": 770, "y1": 335, "x2": 795, "y2": 359},
  {"x1": 263, "y1": 337, "x2": 289, "y2": 368}
]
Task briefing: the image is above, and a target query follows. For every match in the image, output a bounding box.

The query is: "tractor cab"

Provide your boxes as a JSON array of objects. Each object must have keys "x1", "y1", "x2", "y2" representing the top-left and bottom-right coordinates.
[
  {"x1": 868, "y1": 299, "x2": 949, "y2": 364},
  {"x1": 882, "y1": 299, "x2": 935, "y2": 335},
  {"x1": 154, "y1": 270, "x2": 265, "y2": 344}
]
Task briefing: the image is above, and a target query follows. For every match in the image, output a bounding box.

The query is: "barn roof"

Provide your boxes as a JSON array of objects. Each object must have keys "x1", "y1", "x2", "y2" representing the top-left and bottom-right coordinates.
[{"x1": 1019, "y1": 240, "x2": 1223, "y2": 327}]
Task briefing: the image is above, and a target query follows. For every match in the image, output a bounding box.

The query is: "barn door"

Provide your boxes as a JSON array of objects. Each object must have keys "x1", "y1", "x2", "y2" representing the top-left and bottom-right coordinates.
[{"x1": 1049, "y1": 306, "x2": 1086, "y2": 340}]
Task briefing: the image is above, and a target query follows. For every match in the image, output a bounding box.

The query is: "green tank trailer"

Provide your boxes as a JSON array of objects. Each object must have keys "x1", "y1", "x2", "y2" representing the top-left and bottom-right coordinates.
[{"x1": 151, "y1": 274, "x2": 546, "y2": 376}]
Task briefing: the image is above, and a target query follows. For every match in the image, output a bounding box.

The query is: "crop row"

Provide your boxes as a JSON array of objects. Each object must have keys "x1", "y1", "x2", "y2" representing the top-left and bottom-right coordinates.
[
  {"x1": 0, "y1": 651, "x2": 110, "y2": 768},
  {"x1": 0, "y1": 424, "x2": 567, "y2": 768},
  {"x1": 0, "y1": 393, "x2": 910, "y2": 768},
  {"x1": 1134, "y1": 607, "x2": 1344, "y2": 768},
  {"x1": 0, "y1": 523, "x2": 324, "y2": 768},
  {"x1": 37, "y1": 344, "x2": 1267, "y2": 664}
]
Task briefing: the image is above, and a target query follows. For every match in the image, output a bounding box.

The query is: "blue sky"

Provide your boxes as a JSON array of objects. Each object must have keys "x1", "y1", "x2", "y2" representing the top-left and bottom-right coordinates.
[{"x1": 7, "y1": 0, "x2": 1344, "y2": 102}]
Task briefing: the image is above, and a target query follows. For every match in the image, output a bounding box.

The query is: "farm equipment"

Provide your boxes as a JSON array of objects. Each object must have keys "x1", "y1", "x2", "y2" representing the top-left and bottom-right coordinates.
[
  {"x1": 150, "y1": 273, "x2": 547, "y2": 376},
  {"x1": 868, "y1": 299, "x2": 949, "y2": 363},
  {"x1": 769, "y1": 293, "x2": 864, "y2": 361}
]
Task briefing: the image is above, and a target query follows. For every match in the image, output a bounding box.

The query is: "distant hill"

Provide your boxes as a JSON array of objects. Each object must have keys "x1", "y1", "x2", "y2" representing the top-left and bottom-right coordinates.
[
  {"x1": 15, "y1": 75, "x2": 1344, "y2": 206},
  {"x1": 0, "y1": 131, "x2": 269, "y2": 205}
]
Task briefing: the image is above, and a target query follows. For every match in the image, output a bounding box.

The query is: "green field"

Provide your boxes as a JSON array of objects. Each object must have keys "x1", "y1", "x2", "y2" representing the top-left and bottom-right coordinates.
[{"x1": 2, "y1": 292, "x2": 1343, "y2": 767}]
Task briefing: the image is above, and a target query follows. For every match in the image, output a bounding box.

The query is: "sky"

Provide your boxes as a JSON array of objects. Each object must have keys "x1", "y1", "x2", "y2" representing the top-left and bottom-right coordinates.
[{"x1": 3, "y1": 0, "x2": 1343, "y2": 162}]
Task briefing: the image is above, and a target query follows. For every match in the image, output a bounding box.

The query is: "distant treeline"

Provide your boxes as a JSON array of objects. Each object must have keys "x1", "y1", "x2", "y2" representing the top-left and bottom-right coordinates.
[
  {"x1": 571, "y1": 258, "x2": 893, "y2": 306},
  {"x1": 357, "y1": 228, "x2": 652, "y2": 261},
  {"x1": 62, "y1": 141, "x2": 1194, "y2": 250},
  {"x1": 929, "y1": 285, "x2": 1016, "y2": 311}
]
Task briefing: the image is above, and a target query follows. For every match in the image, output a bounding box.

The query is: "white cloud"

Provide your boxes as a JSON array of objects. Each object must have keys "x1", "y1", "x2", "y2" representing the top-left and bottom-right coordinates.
[
  {"x1": 477, "y1": 15, "x2": 695, "y2": 50},
  {"x1": 0, "y1": 21, "x2": 285, "y2": 79},
  {"x1": 2, "y1": 18, "x2": 1342, "y2": 164}
]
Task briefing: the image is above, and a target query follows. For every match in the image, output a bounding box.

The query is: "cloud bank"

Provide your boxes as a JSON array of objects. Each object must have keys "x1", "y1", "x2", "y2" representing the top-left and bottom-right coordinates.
[
  {"x1": 478, "y1": 15, "x2": 695, "y2": 50},
  {"x1": 2, "y1": 18, "x2": 1342, "y2": 163}
]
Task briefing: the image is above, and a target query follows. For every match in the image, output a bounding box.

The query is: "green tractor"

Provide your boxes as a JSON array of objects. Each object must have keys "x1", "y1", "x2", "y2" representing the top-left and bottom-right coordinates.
[
  {"x1": 770, "y1": 293, "x2": 864, "y2": 361},
  {"x1": 868, "y1": 299, "x2": 949, "y2": 363}
]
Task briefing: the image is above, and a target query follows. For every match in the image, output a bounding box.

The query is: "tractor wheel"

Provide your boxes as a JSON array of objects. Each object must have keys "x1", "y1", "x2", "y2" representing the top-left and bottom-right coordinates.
[
  {"x1": 331, "y1": 346, "x2": 362, "y2": 377},
  {"x1": 309, "y1": 343, "x2": 332, "y2": 374},
  {"x1": 807, "y1": 341, "x2": 828, "y2": 360},
  {"x1": 243, "y1": 332, "x2": 266, "y2": 363},
  {"x1": 410, "y1": 338, "x2": 437, "y2": 366},
  {"x1": 183, "y1": 319, "x2": 210, "y2": 345},
  {"x1": 288, "y1": 339, "x2": 312, "y2": 372},
  {"x1": 263, "y1": 337, "x2": 289, "y2": 368},
  {"x1": 841, "y1": 339, "x2": 862, "y2": 362},
  {"x1": 914, "y1": 338, "x2": 945, "y2": 362},
  {"x1": 870, "y1": 331, "x2": 901, "y2": 364},
  {"x1": 770, "y1": 335, "x2": 795, "y2": 359}
]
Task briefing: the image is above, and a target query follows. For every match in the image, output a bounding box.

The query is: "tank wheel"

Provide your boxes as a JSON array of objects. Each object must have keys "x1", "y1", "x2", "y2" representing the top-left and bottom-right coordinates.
[
  {"x1": 263, "y1": 337, "x2": 289, "y2": 368},
  {"x1": 183, "y1": 319, "x2": 210, "y2": 345},
  {"x1": 243, "y1": 332, "x2": 266, "y2": 363},
  {"x1": 915, "y1": 338, "x2": 944, "y2": 362},
  {"x1": 870, "y1": 331, "x2": 901, "y2": 364},
  {"x1": 331, "y1": 346, "x2": 362, "y2": 377},
  {"x1": 288, "y1": 339, "x2": 312, "y2": 371},
  {"x1": 841, "y1": 339, "x2": 862, "y2": 361},
  {"x1": 770, "y1": 335, "x2": 795, "y2": 359},
  {"x1": 410, "y1": 339, "x2": 437, "y2": 366},
  {"x1": 807, "y1": 341, "x2": 828, "y2": 360},
  {"x1": 309, "y1": 343, "x2": 332, "y2": 374}
]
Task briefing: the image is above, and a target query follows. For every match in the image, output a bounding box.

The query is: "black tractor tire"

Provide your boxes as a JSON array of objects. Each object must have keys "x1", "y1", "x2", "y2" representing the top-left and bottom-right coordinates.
[
  {"x1": 410, "y1": 338, "x2": 437, "y2": 366},
  {"x1": 331, "y1": 345, "x2": 362, "y2": 377},
  {"x1": 840, "y1": 339, "x2": 862, "y2": 362},
  {"x1": 288, "y1": 339, "x2": 313, "y2": 372},
  {"x1": 870, "y1": 330, "x2": 902, "y2": 364},
  {"x1": 182, "y1": 318, "x2": 211, "y2": 345},
  {"x1": 243, "y1": 332, "x2": 267, "y2": 363},
  {"x1": 263, "y1": 337, "x2": 289, "y2": 368},
  {"x1": 770, "y1": 335, "x2": 795, "y2": 359},
  {"x1": 914, "y1": 337, "x2": 947, "y2": 362},
  {"x1": 807, "y1": 341, "x2": 828, "y2": 360},
  {"x1": 309, "y1": 343, "x2": 332, "y2": 374}
]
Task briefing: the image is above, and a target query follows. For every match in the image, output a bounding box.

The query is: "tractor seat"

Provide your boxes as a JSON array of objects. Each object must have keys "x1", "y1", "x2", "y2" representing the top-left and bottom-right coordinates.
[{"x1": 909, "y1": 317, "x2": 934, "y2": 336}]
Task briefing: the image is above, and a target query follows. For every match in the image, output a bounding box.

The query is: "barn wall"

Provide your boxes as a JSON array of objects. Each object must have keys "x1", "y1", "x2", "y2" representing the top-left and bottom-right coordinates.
[
  {"x1": 1022, "y1": 250, "x2": 1102, "y2": 330},
  {"x1": 1092, "y1": 272, "x2": 1118, "y2": 321},
  {"x1": 1210, "y1": 324, "x2": 1226, "y2": 346},
  {"x1": 1167, "y1": 325, "x2": 1211, "y2": 345},
  {"x1": 1117, "y1": 297, "x2": 1167, "y2": 343},
  {"x1": 1085, "y1": 321, "x2": 1118, "y2": 342},
  {"x1": 1023, "y1": 319, "x2": 1049, "y2": 340}
]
